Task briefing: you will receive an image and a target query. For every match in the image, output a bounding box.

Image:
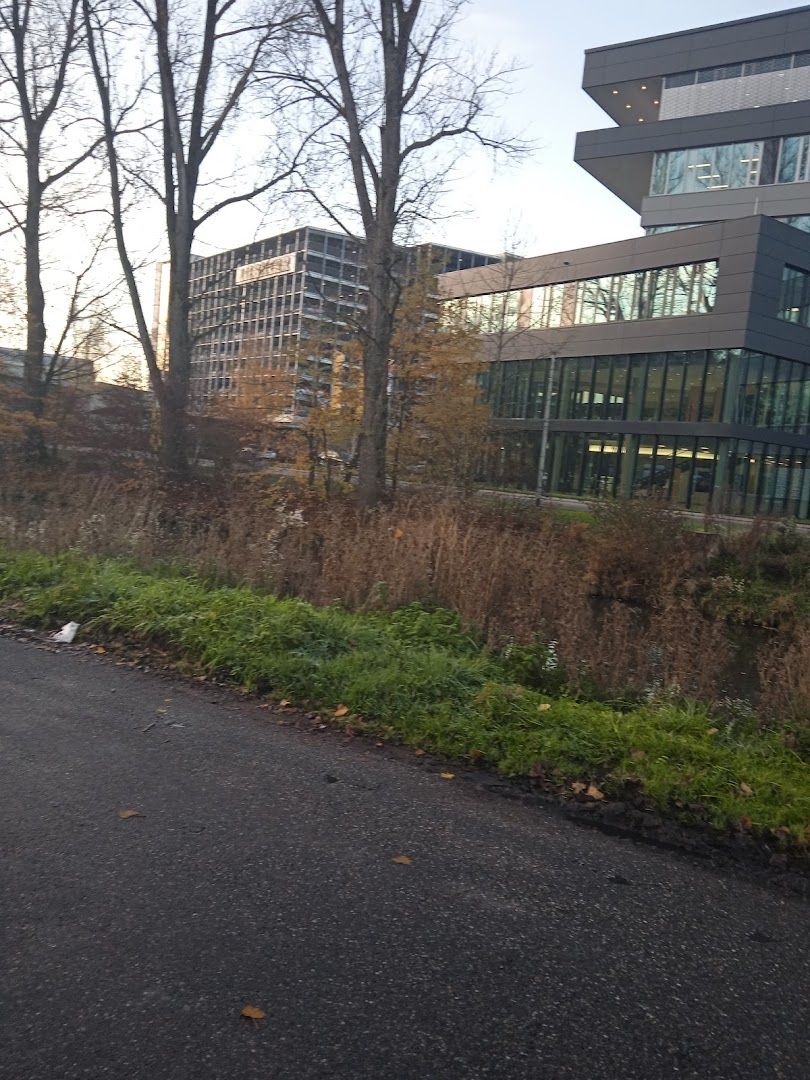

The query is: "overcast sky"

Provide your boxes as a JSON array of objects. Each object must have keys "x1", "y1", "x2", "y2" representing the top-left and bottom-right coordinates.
[
  {"x1": 5, "y1": 0, "x2": 804, "y2": 363},
  {"x1": 442, "y1": 0, "x2": 807, "y2": 257},
  {"x1": 190, "y1": 0, "x2": 806, "y2": 261}
]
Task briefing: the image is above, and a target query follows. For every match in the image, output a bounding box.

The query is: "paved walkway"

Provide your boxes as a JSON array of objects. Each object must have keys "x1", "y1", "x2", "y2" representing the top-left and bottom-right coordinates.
[{"x1": 2, "y1": 635, "x2": 809, "y2": 1079}]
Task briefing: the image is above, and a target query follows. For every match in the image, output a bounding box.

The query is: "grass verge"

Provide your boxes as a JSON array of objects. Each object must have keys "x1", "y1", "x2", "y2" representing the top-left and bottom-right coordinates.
[{"x1": 1, "y1": 547, "x2": 809, "y2": 850}]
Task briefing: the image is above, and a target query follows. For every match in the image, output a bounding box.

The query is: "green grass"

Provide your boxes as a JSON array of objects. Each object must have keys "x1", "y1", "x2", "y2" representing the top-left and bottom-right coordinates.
[{"x1": 1, "y1": 547, "x2": 809, "y2": 846}]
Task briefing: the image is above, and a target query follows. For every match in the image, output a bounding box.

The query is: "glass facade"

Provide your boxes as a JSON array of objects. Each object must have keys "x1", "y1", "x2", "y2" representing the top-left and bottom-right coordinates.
[
  {"x1": 185, "y1": 229, "x2": 497, "y2": 407},
  {"x1": 455, "y1": 261, "x2": 718, "y2": 334},
  {"x1": 490, "y1": 431, "x2": 810, "y2": 517},
  {"x1": 779, "y1": 265, "x2": 810, "y2": 326},
  {"x1": 781, "y1": 215, "x2": 810, "y2": 233},
  {"x1": 486, "y1": 350, "x2": 810, "y2": 430},
  {"x1": 663, "y1": 50, "x2": 810, "y2": 89},
  {"x1": 483, "y1": 349, "x2": 810, "y2": 517},
  {"x1": 650, "y1": 136, "x2": 810, "y2": 196}
]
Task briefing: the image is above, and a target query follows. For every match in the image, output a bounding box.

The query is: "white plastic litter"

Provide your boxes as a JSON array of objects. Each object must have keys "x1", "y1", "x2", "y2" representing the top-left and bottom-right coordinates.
[{"x1": 52, "y1": 621, "x2": 80, "y2": 644}]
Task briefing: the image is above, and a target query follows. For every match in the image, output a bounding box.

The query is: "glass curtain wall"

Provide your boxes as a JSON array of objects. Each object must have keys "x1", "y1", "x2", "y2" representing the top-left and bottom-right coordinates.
[
  {"x1": 456, "y1": 261, "x2": 718, "y2": 334},
  {"x1": 489, "y1": 431, "x2": 810, "y2": 518},
  {"x1": 650, "y1": 136, "x2": 810, "y2": 196},
  {"x1": 664, "y1": 50, "x2": 810, "y2": 89},
  {"x1": 488, "y1": 349, "x2": 810, "y2": 433},
  {"x1": 779, "y1": 265, "x2": 810, "y2": 326}
]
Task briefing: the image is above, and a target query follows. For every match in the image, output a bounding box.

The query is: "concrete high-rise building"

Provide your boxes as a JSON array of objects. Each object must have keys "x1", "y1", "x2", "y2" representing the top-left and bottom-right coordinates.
[
  {"x1": 441, "y1": 6, "x2": 810, "y2": 519},
  {"x1": 152, "y1": 226, "x2": 497, "y2": 416}
]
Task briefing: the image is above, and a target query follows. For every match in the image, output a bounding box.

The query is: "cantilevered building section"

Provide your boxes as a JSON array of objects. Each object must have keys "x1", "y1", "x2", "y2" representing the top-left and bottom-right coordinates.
[
  {"x1": 153, "y1": 226, "x2": 497, "y2": 415},
  {"x1": 575, "y1": 5, "x2": 810, "y2": 233},
  {"x1": 442, "y1": 6, "x2": 810, "y2": 520}
]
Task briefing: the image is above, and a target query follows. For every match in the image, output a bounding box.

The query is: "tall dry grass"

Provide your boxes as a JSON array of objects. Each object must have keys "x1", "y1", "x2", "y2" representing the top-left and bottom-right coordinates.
[{"x1": 0, "y1": 466, "x2": 789, "y2": 711}]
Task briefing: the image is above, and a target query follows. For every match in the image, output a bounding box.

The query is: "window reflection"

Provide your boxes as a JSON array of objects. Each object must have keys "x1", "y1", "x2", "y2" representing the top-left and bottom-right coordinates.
[
  {"x1": 650, "y1": 135, "x2": 810, "y2": 196},
  {"x1": 489, "y1": 430, "x2": 810, "y2": 519},
  {"x1": 454, "y1": 262, "x2": 718, "y2": 333}
]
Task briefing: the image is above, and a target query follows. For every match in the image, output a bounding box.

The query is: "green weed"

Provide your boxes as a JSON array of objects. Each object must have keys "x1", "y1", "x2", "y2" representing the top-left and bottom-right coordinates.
[{"x1": 1, "y1": 547, "x2": 808, "y2": 844}]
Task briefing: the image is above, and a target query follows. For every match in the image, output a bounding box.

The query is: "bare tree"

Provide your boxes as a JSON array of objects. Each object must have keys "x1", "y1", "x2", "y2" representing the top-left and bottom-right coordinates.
[
  {"x1": 0, "y1": 0, "x2": 105, "y2": 418},
  {"x1": 292, "y1": 0, "x2": 523, "y2": 508},
  {"x1": 83, "y1": 0, "x2": 307, "y2": 474}
]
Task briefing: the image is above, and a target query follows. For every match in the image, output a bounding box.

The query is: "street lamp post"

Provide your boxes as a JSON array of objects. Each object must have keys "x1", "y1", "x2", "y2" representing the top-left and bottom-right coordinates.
[{"x1": 534, "y1": 351, "x2": 557, "y2": 506}]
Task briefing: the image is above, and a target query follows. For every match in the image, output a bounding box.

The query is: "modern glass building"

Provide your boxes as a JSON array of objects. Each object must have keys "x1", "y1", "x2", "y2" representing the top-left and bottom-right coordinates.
[
  {"x1": 152, "y1": 226, "x2": 496, "y2": 414},
  {"x1": 441, "y1": 6, "x2": 810, "y2": 518}
]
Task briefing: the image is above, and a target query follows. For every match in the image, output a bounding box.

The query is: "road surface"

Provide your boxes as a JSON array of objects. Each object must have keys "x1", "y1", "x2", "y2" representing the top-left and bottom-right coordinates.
[{"x1": 1, "y1": 634, "x2": 809, "y2": 1080}]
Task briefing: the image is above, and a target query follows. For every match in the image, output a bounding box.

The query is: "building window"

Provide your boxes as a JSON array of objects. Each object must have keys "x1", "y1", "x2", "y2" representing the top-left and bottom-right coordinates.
[
  {"x1": 779, "y1": 265, "x2": 810, "y2": 326},
  {"x1": 664, "y1": 50, "x2": 804, "y2": 89},
  {"x1": 454, "y1": 261, "x2": 718, "y2": 334},
  {"x1": 650, "y1": 135, "x2": 810, "y2": 196}
]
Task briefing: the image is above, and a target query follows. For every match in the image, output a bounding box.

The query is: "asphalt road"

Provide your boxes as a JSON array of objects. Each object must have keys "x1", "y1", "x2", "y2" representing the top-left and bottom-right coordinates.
[{"x1": 2, "y1": 634, "x2": 810, "y2": 1080}]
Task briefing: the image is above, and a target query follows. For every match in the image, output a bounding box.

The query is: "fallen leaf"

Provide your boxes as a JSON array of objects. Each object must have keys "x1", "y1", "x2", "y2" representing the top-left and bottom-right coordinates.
[
  {"x1": 414, "y1": 748, "x2": 426, "y2": 756},
  {"x1": 439, "y1": 772, "x2": 455, "y2": 780},
  {"x1": 95, "y1": 646, "x2": 106, "y2": 655},
  {"x1": 706, "y1": 727, "x2": 719, "y2": 736},
  {"x1": 393, "y1": 527, "x2": 404, "y2": 540},
  {"x1": 571, "y1": 781, "x2": 587, "y2": 794},
  {"x1": 279, "y1": 699, "x2": 290, "y2": 708},
  {"x1": 630, "y1": 749, "x2": 646, "y2": 760},
  {"x1": 470, "y1": 749, "x2": 485, "y2": 760},
  {"x1": 739, "y1": 815, "x2": 753, "y2": 831},
  {"x1": 537, "y1": 702, "x2": 551, "y2": 712},
  {"x1": 334, "y1": 704, "x2": 349, "y2": 717},
  {"x1": 375, "y1": 741, "x2": 384, "y2": 747},
  {"x1": 739, "y1": 782, "x2": 753, "y2": 797},
  {"x1": 117, "y1": 808, "x2": 141, "y2": 819},
  {"x1": 240, "y1": 1005, "x2": 265, "y2": 1021},
  {"x1": 156, "y1": 707, "x2": 167, "y2": 715},
  {"x1": 391, "y1": 854, "x2": 412, "y2": 865},
  {"x1": 586, "y1": 784, "x2": 605, "y2": 801}
]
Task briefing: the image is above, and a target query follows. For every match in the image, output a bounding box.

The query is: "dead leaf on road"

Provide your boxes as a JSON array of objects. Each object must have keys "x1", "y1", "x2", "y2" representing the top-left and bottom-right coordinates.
[
  {"x1": 95, "y1": 646, "x2": 106, "y2": 655},
  {"x1": 240, "y1": 1005, "x2": 265, "y2": 1020},
  {"x1": 334, "y1": 704, "x2": 349, "y2": 717},
  {"x1": 439, "y1": 772, "x2": 455, "y2": 780},
  {"x1": 571, "y1": 782, "x2": 587, "y2": 794},
  {"x1": 413, "y1": 748, "x2": 426, "y2": 756},
  {"x1": 586, "y1": 784, "x2": 605, "y2": 801},
  {"x1": 117, "y1": 808, "x2": 142, "y2": 819},
  {"x1": 391, "y1": 854, "x2": 412, "y2": 865},
  {"x1": 279, "y1": 699, "x2": 290, "y2": 708}
]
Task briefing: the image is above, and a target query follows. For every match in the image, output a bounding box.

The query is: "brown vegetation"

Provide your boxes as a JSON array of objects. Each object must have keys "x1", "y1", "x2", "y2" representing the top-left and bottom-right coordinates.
[{"x1": 8, "y1": 466, "x2": 807, "y2": 715}]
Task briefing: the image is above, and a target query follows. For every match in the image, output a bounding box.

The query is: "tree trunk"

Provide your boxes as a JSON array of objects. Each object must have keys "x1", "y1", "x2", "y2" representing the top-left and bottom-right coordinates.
[
  {"x1": 358, "y1": 235, "x2": 395, "y2": 509},
  {"x1": 160, "y1": 219, "x2": 193, "y2": 475},
  {"x1": 23, "y1": 143, "x2": 46, "y2": 418}
]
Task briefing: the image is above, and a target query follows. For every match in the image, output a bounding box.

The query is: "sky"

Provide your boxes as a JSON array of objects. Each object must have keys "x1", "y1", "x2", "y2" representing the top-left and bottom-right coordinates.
[
  {"x1": 423, "y1": 0, "x2": 810, "y2": 257},
  {"x1": 3, "y1": 0, "x2": 806, "y2": 366},
  {"x1": 189, "y1": 0, "x2": 808, "y2": 262},
  {"x1": 437, "y1": 0, "x2": 807, "y2": 258}
]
